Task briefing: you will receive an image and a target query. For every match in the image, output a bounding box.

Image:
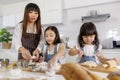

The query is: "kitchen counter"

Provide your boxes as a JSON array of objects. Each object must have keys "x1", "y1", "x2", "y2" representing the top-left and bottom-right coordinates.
[
  {"x1": 0, "y1": 70, "x2": 65, "y2": 80},
  {"x1": 102, "y1": 49, "x2": 120, "y2": 65},
  {"x1": 0, "y1": 68, "x2": 112, "y2": 80},
  {"x1": 102, "y1": 48, "x2": 120, "y2": 54},
  {"x1": 0, "y1": 48, "x2": 120, "y2": 63},
  {"x1": 0, "y1": 49, "x2": 18, "y2": 62},
  {"x1": 0, "y1": 49, "x2": 120, "y2": 80},
  {"x1": 1, "y1": 66, "x2": 119, "y2": 80}
]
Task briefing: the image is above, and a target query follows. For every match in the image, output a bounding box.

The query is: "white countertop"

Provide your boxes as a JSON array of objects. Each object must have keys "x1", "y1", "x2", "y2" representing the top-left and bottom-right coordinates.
[
  {"x1": 0, "y1": 49, "x2": 18, "y2": 62},
  {"x1": 102, "y1": 48, "x2": 120, "y2": 54},
  {"x1": 1, "y1": 66, "x2": 120, "y2": 80},
  {"x1": 0, "y1": 68, "x2": 110, "y2": 80},
  {"x1": 0, "y1": 70, "x2": 65, "y2": 80}
]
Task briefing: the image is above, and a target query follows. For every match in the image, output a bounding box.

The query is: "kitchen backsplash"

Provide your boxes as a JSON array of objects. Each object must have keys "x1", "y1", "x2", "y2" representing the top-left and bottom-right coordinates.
[{"x1": 2, "y1": 2, "x2": 120, "y2": 49}]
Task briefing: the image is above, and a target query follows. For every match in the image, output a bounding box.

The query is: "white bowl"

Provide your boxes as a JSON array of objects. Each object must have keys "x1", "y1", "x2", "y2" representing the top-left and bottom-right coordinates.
[
  {"x1": 10, "y1": 69, "x2": 22, "y2": 76},
  {"x1": 53, "y1": 63, "x2": 61, "y2": 71},
  {"x1": 116, "y1": 66, "x2": 120, "y2": 69},
  {"x1": 45, "y1": 70, "x2": 55, "y2": 77}
]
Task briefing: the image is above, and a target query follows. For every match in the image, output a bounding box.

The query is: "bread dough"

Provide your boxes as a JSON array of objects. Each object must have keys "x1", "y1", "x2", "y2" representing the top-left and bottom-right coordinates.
[
  {"x1": 81, "y1": 61, "x2": 97, "y2": 68},
  {"x1": 103, "y1": 60, "x2": 117, "y2": 69},
  {"x1": 58, "y1": 63, "x2": 104, "y2": 80}
]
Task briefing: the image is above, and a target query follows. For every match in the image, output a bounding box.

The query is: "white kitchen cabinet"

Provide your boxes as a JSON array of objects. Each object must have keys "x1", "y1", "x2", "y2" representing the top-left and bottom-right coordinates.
[
  {"x1": 64, "y1": 0, "x2": 120, "y2": 9},
  {"x1": 102, "y1": 49, "x2": 120, "y2": 63},
  {"x1": 33, "y1": 0, "x2": 63, "y2": 25},
  {"x1": 2, "y1": 15, "x2": 15, "y2": 27},
  {"x1": 40, "y1": 0, "x2": 63, "y2": 25},
  {"x1": 0, "y1": 0, "x2": 63, "y2": 28},
  {"x1": 0, "y1": 15, "x2": 17, "y2": 28},
  {"x1": 0, "y1": 49, "x2": 18, "y2": 62}
]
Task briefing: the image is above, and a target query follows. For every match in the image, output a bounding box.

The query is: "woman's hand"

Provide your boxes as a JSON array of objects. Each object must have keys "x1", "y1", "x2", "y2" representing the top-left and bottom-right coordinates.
[
  {"x1": 19, "y1": 47, "x2": 31, "y2": 60},
  {"x1": 39, "y1": 56, "x2": 44, "y2": 62},
  {"x1": 32, "y1": 49, "x2": 40, "y2": 61}
]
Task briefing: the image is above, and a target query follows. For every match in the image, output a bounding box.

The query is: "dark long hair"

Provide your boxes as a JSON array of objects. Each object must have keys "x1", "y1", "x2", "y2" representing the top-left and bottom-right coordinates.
[
  {"x1": 22, "y1": 3, "x2": 42, "y2": 39},
  {"x1": 44, "y1": 26, "x2": 61, "y2": 45},
  {"x1": 78, "y1": 22, "x2": 99, "y2": 49}
]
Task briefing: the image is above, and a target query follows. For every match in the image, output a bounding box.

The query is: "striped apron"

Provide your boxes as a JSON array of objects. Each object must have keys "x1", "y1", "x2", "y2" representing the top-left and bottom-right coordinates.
[{"x1": 18, "y1": 33, "x2": 40, "y2": 60}]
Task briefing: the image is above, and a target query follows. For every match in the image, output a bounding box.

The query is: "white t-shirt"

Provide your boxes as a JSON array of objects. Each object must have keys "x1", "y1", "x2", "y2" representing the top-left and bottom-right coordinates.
[
  {"x1": 76, "y1": 44, "x2": 102, "y2": 56},
  {"x1": 76, "y1": 44, "x2": 102, "y2": 63}
]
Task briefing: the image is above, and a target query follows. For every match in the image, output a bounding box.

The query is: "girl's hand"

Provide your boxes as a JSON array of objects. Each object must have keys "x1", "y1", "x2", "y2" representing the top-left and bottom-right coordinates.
[
  {"x1": 69, "y1": 46, "x2": 78, "y2": 56},
  {"x1": 19, "y1": 47, "x2": 31, "y2": 60},
  {"x1": 77, "y1": 50, "x2": 83, "y2": 57},
  {"x1": 32, "y1": 49, "x2": 40, "y2": 61},
  {"x1": 113, "y1": 58, "x2": 119, "y2": 64},
  {"x1": 47, "y1": 58, "x2": 56, "y2": 69}
]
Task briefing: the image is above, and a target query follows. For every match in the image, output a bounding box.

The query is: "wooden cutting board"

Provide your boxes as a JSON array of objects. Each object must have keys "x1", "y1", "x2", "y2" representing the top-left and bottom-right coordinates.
[
  {"x1": 22, "y1": 68, "x2": 45, "y2": 73},
  {"x1": 0, "y1": 78, "x2": 36, "y2": 80},
  {"x1": 81, "y1": 64, "x2": 120, "y2": 73}
]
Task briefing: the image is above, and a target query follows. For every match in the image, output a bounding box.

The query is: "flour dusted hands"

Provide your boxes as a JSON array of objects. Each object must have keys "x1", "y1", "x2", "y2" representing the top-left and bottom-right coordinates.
[
  {"x1": 32, "y1": 49, "x2": 40, "y2": 61},
  {"x1": 69, "y1": 45, "x2": 83, "y2": 57},
  {"x1": 47, "y1": 58, "x2": 57, "y2": 69},
  {"x1": 19, "y1": 47, "x2": 31, "y2": 60},
  {"x1": 78, "y1": 49, "x2": 83, "y2": 57}
]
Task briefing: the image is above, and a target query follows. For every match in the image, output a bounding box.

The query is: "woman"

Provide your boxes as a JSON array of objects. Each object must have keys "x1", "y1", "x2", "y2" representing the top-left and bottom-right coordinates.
[{"x1": 12, "y1": 3, "x2": 44, "y2": 61}]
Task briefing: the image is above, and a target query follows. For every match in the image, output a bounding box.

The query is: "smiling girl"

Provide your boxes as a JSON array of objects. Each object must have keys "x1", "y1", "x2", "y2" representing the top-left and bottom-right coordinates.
[{"x1": 41, "y1": 26, "x2": 66, "y2": 68}]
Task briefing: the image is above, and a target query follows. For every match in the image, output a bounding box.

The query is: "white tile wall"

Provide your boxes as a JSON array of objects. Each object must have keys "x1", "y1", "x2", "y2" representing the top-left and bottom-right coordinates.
[
  {"x1": 2, "y1": 1, "x2": 120, "y2": 49},
  {"x1": 55, "y1": 2, "x2": 120, "y2": 48}
]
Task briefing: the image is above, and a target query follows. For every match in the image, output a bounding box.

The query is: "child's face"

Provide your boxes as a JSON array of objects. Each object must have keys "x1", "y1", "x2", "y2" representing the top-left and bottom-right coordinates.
[
  {"x1": 45, "y1": 30, "x2": 56, "y2": 45},
  {"x1": 28, "y1": 10, "x2": 38, "y2": 23},
  {"x1": 82, "y1": 35, "x2": 95, "y2": 45}
]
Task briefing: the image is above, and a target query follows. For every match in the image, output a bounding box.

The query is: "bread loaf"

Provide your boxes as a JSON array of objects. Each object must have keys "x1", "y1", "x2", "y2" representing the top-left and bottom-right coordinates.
[
  {"x1": 107, "y1": 71, "x2": 120, "y2": 80},
  {"x1": 81, "y1": 61, "x2": 97, "y2": 68},
  {"x1": 68, "y1": 63, "x2": 93, "y2": 80},
  {"x1": 58, "y1": 63, "x2": 105, "y2": 80}
]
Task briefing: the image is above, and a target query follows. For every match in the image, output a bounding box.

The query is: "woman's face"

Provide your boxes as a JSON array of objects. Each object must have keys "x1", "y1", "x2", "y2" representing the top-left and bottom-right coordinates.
[
  {"x1": 82, "y1": 35, "x2": 95, "y2": 45},
  {"x1": 28, "y1": 10, "x2": 38, "y2": 23},
  {"x1": 45, "y1": 30, "x2": 56, "y2": 45}
]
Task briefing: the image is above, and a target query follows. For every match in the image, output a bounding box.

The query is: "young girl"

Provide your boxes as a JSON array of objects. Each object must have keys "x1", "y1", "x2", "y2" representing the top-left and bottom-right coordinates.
[
  {"x1": 41, "y1": 26, "x2": 66, "y2": 68},
  {"x1": 12, "y1": 3, "x2": 44, "y2": 61},
  {"x1": 69, "y1": 22, "x2": 118, "y2": 64}
]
